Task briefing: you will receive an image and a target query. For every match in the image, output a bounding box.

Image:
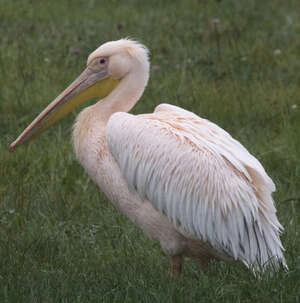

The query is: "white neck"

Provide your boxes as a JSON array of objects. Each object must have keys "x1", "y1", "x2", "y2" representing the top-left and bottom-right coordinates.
[
  {"x1": 73, "y1": 58, "x2": 149, "y2": 163},
  {"x1": 95, "y1": 63, "x2": 149, "y2": 122}
]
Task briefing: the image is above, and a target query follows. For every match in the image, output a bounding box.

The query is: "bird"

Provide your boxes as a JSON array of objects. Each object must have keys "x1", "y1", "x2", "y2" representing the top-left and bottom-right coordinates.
[{"x1": 10, "y1": 39, "x2": 287, "y2": 276}]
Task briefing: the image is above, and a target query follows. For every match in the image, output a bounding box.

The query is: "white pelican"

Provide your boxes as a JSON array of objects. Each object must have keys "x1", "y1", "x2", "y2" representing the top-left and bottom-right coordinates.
[{"x1": 10, "y1": 39, "x2": 287, "y2": 276}]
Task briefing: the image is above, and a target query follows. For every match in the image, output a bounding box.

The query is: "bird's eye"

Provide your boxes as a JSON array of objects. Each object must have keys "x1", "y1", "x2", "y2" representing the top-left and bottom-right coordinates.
[{"x1": 99, "y1": 58, "x2": 106, "y2": 64}]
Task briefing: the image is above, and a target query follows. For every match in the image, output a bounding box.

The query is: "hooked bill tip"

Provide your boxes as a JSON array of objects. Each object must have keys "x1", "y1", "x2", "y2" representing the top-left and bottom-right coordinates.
[{"x1": 9, "y1": 143, "x2": 15, "y2": 153}]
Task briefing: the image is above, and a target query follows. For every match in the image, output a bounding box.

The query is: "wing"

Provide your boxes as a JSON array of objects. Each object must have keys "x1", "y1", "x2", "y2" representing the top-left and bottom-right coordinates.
[{"x1": 106, "y1": 104, "x2": 286, "y2": 270}]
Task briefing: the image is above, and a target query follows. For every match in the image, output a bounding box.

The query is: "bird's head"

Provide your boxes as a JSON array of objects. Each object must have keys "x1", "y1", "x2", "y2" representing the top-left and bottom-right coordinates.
[{"x1": 9, "y1": 38, "x2": 149, "y2": 152}]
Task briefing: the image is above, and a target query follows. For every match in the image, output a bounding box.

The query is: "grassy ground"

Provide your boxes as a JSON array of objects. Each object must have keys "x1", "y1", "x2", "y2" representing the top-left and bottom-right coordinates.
[{"x1": 1, "y1": 0, "x2": 300, "y2": 302}]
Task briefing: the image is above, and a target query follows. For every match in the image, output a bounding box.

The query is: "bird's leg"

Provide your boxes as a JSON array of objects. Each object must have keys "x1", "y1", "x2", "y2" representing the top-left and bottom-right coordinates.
[
  {"x1": 195, "y1": 255, "x2": 212, "y2": 272},
  {"x1": 168, "y1": 255, "x2": 183, "y2": 277}
]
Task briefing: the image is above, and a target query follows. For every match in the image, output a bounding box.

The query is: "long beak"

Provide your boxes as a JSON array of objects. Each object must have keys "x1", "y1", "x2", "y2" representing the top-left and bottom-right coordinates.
[{"x1": 9, "y1": 67, "x2": 118, "y2": 152}]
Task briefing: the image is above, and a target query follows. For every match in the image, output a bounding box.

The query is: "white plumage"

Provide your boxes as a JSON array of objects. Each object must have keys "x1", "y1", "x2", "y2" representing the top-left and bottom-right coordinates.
[
  {"x1": 106, "y1": 104, "x2": 285, "y2": 270},
  {"x1": 10, "y1": 39, "x2": 287, "y2": 275}
]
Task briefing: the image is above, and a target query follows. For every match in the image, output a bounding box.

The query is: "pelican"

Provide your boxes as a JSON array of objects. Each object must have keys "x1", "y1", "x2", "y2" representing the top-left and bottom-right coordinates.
[{"x1": 10, "y1": 39, "x2": 287, "y2": 276}]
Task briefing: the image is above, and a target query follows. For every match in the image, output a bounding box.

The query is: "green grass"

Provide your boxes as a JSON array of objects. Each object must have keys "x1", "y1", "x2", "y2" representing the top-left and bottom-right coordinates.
[{"x1": 1, "y1": 0, "x2": 300, "y2": 302}]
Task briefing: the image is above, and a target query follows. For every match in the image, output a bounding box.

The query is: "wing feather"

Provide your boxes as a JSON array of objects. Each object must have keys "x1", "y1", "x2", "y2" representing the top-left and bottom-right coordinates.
[{"x1": 106, "y1": 105, "x2": 286, "y2": 270}]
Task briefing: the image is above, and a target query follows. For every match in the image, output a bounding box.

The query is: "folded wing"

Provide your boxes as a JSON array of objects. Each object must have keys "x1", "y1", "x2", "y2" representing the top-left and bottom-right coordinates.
[{"x1": 106, "y1": 104, "x2": 286, "y2": 270}]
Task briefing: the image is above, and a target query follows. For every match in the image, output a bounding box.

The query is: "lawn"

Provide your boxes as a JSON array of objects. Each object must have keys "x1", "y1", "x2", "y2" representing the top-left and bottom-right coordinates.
[{"x1": 1, "y1": 0, "x2": 300, "y2": 302}]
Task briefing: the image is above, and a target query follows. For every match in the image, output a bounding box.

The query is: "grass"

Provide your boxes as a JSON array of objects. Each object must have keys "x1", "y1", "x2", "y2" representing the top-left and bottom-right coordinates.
[{"x1": 1, "y1": 0, "x2": 300, "y2": 302}]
